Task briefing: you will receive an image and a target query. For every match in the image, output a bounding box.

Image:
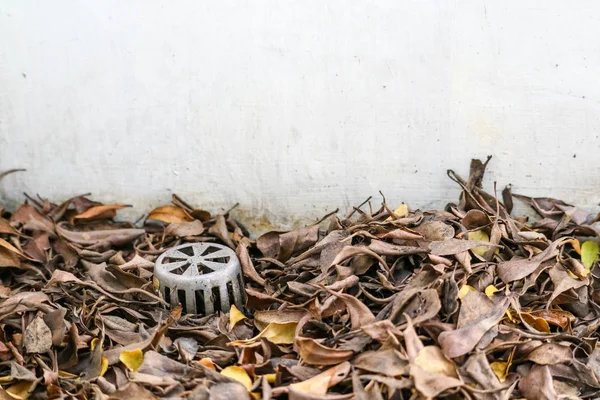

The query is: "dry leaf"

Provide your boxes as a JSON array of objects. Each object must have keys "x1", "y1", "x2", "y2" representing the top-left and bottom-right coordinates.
[
  {"x1": 229, "y1": 304, "x2": 247, "y2": 331},
  {"x1": 229, "y1": 321, "x2": 298, "y2": 346},
  {"x1": 439, "y1": 297, "x2": 510, "y2": 358},
  {"x1": 468, "y1": 230, "x2": 490, "y2": 256},
  {"x1": 296, "y1": 337, "x2": 354, "y2": 366},
  {"x1": 221, "y1": 366, "x2": 252, "y2": 391},
  {"x1": 581, "y1": 240, "x2": 599, "y2": 269},
  {"x1": 74, "y1": 204, "x2": 129, "y2": 221},
  {"x1": 24, "y1": 314, "x2": 52, "y2": 354},
  {"x1": 119, "y1": 349, "x2": 144, "y2": 372},
  {"x1": 290, "y1": 362, "x2": 350, "y2": 395},
  {"x1": 147, "y1": 205, "x2": 193, "y2": 224}
]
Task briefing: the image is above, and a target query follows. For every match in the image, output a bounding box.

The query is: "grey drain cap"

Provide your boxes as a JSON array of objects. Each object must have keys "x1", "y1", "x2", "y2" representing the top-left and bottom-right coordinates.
[{"x1": 154, "y1": 243, "x2": 245, "y2": 314}]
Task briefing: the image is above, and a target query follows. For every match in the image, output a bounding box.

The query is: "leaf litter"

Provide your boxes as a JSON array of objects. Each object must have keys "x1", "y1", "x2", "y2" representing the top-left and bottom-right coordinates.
[{"x1": 0, "y1": 159, "x2": 599, "y2": 399}]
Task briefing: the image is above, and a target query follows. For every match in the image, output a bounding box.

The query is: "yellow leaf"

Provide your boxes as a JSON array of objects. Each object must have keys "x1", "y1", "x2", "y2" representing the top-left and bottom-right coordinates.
[
  {"x1": 582, "y1": 241, "x2": 599, "y2": 269},
  {"x1": 490, "y1": 361, "x2": 508, "y2": 382},
  {"x1": 58, "y1": 370, "x2": 78, "y2": 378},
  {"x1": 229, "y1": 304, "x2": 247, "y2": 331},
  {"x1": 520, "y1": 313, "x2": 550, "y2": 333},
  {"x1": 221, "y1": 366, "x2": 252, "y2": 391},
  {"x1": 197, "y1": 358, "x2": 216, "y2": 370},
  {"x1": 468, "y1": 230, "x2": 490, "y2": 256},
  {"x1": 505, "y1": 308, "x2": 516, "y2": 323},
  {"x1": 567, "y1": 270, "x2": 578, "y2": 279},
  {"x1": 568, "y1": 238, "x2": 582, "y2": 255},
  {"x1": 458, "y1": 285, "x2": 476, "y2": 300},
  {"x1": 100, "y1": 357, "x2": 108, "y2": 377},
  {"x1": 6, "y1": 381, "x2": 33, "y2": 399},
  {"x1": 119, "y1": 349, "x2": 144, "y2": 372},
  {"x1": 392, "y1": 204, "x2": 409, "y2": 218},
  {"x1": 262, "y1": 373, "x2": 276, "y2": 384},
  {"x1": 229, "y1": 321, "x2": 298, "y2": 346},
  {"x1": 386, "y1": 204, "x2": 409, "y2": 221},
  {"x1": 90, "y1": 338, "x2": 99, "y2": 351},
  {"x1": 485, "y1": 285, "x2": 499, "y2": 297}
]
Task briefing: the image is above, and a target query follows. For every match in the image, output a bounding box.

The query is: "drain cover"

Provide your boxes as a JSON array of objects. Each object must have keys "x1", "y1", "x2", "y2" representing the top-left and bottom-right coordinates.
[{"x1": 154, "y1": 243, "x2": 245, "y2": 314}]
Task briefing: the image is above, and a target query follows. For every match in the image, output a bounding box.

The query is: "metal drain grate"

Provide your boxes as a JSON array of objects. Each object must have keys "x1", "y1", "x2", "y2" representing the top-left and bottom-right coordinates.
[{"x1": 154, "y1": 243, "x2": 245, "y2": 314}]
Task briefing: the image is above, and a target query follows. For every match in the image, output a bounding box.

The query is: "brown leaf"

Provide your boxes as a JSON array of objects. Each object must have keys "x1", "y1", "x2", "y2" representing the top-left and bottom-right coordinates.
[
  {"x1": 290, "y1": 362, "x2": 351, "y2": 396},
  {"x1": 410, "y1": 364, "x2": 463, "y2": 398},
  {"x1": 0, "y1": 247, "x2": 19, "y2": 267},
  {"x1": 429, "y1": 238, "x2": 498, "y2": 256},
  {"x1": 525, "y1": 343, "x2": 573, "y2": 365},
  {"x1": 327, "y1": 246, "x2": 388, "y2": 273},
  {"x1": 10, "y1": 204, "x2": 55, "y2": 234},
  {"x1": 257, "y1": 225, "x2": 319, "y2": 262},
  {"x1": 74, "y1": 204, "x2": 130, "y2": 221},
  {"x1": 56, "y1": 223, "x2": 145, "y2": 248},
  {"x1": 0, "y1": 218, "x2": 22, "y2": 236},
  {"x1": 24, "y1": 314, "x2": 52, "y2": 354},
  {"x1": 208, "y1": 214, "x2": 236, "y2": 248},
  {"x1": 108, "y1": 383, "x2": 159, "y2": 400},
  {"x1": 296, "y1": 337, "x2": 354, "y2": 366},
  {"x1": 44, "y1": 308, "x2": 67, "y2": 346},
  {"x1": 367, "y1": 240, "x2": 428, "y2": 257},
  {"x1": 438, "y1": 297, "x2": 510, "y2": 358},
  {"x1": 415, "y1": 220, "x2": 455, "y2": 241},
  {"x1": 236, "y1": 241, "x2": 266, "y2": 286},
  {"x1": 529, "y1": 309, "x2": 574, "y2": 329},
  {"x1": 361, "y1": 320, "x2": 400, "y2": 342},
  {"x1": 164, "y1": 220, "x2": 204, "y2": 237},
  {"x1": 547, "y1": 263, "x2": 589, "y2": 306},
  {"x1": 497, "y1": 238, "x2": 566, "y2": 283},
  {"x1": 353, "y1": 348, "x2": 408, "y2": 377},
  {"x1": 322, "y1": 287, "x2": 375, "y2": 329},
  {"x1": 0, "y1": 237, "x2": 36, "y2": 262},
  {"x1": 376, "y1": 228, "x2": 423, "y2": 241},
  {"x1": 147, "y1": 205, "x2": 193, "y2": 224},
  {"x1": 46, "y1": 269, "x2": 81, "y2": 286},
  {"x1": 209, "y1": 383, "x2": 251, "y2": 400},
  {"x1": 518, "y1": 365, "x2": 557, "y2": 400}
]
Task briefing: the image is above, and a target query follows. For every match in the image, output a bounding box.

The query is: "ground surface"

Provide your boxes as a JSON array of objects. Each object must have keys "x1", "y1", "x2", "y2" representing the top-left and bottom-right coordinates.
[{"x1": 0, "y1": 160, "x2": 598, "y2": 399}]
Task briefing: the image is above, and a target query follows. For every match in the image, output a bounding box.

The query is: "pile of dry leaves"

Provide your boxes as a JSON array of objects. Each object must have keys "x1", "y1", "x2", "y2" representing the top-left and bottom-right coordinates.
[{"x1": 0, "y1": 158, "x2": 599, "y2": 399}]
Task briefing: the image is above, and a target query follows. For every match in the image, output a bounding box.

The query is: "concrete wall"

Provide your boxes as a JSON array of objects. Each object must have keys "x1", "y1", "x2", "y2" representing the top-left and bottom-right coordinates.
[{"x1": 1, "y1": 1, "x2": 600, "y2": 234}]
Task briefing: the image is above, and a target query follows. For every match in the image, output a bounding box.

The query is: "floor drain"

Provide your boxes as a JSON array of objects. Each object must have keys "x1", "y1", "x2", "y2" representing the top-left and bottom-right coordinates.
[{"x1": 154, "y1": 243, "x2": 245, "y2": 314}]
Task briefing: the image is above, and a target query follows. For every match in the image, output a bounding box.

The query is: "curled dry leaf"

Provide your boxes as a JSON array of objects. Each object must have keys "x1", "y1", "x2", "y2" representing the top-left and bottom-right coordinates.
[
  {"x1": 147, "y1": 205, "x2": 193, "y2": 224},
  {"x1": 296, "y1": 337, "x2": 354, "y2": 366},
  {"x1": 164, "y1": 220, "x2": 204, "y2": 237},
  {"x1": 74, "y1": 204, "x2": 130, "y2": 221},
  {"x1": 321, "y1": 287, "x2": 375, "y2": 329},
  {"x1": 439, "y1": 297, "x2": 510, "y2": 358}
]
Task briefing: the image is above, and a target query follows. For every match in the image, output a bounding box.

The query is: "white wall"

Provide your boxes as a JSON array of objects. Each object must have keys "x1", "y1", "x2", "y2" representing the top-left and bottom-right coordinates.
[{"x1": 1, "y1": 1, "x2": 600, "y2": 233}]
